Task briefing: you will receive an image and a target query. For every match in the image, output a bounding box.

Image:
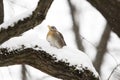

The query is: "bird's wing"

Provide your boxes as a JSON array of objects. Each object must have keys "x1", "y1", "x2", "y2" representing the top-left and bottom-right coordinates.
[{"x1": 57, "y1": 31, "x2": 66, "y2": 46}]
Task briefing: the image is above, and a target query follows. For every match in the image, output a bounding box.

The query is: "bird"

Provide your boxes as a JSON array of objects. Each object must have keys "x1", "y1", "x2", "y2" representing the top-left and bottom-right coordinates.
[{"x1": 46, "y1": 25, "x2": 66, "y2": 48}]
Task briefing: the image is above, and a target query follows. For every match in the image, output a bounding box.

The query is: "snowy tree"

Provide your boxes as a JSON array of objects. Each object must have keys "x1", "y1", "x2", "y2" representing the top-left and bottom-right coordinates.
[{"x1": 0, "y1": 0, "x2": 99, "y2": 80}]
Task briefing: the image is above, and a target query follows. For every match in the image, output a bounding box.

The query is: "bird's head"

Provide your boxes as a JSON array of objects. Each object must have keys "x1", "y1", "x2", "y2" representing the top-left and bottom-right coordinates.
[{"x1": 48, "y1": 25, "x2": 57, "y2": 31}]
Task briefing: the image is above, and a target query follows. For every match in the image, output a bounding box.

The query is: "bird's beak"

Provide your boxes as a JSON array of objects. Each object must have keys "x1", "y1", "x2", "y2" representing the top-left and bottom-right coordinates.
[{"x1": 48, "y1": 25, "x2": 51, "y2": 30}]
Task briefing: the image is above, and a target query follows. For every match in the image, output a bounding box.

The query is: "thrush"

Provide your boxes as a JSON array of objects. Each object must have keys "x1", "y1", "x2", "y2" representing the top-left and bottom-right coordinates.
[{"x1": 46, "y1": 25, "x2": 66, "y2": 48}]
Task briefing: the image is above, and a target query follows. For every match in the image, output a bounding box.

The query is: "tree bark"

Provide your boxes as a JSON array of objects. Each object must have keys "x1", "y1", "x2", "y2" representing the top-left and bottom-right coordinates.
[
  {"x1": 68, "y1": 0, "x2": 84, "y2": 52},
  {"x1": 93, "y1": 24, "x2": 111, "y2": 74},
  {"x1": 87, "y1": 0, "x2": 120, "y2": 37},
  {"x1": 0, "y1": 47, "x2": 99, "y2": 80},
  {"x1": 0, "y1": 0, "x2": 53, "y2": 44},
  {"x1": 0, "y1": 0, "x2": 4, "y2": 24}
]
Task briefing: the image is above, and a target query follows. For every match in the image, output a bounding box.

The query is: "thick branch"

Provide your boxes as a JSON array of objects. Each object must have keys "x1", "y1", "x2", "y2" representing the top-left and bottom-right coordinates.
[
  {"x1": 87, "y1": 0, "x2": 120, "y2": 37},
  {"x1": 0, "y1": 0, "x2": 53, "y2": 44},
  {"x1": 0, "y1": 0, "x2": 4, "y2": 24},
  {"x1": 0, "y1": 48, "x2": 99, "y2": 80}
]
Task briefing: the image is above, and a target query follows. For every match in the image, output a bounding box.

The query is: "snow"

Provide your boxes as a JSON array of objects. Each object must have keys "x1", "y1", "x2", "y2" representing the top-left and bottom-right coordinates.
[
  {"x1": 0, "y1": 10, "x2": 32, "y2": 29},
  {"x1": 0, "y1": 0, "x2": 100, "y2": 79},
  {"x1": 108, "y1": 65, "x2": 120, "y2": 80},
  {"x1": 26, "y1": 65, "x2": 62, "y2": 80},
  {"x1": 0, "y1": 0, "x2": 39, "y2": 30},
  {"x1": 1, "y1": 0, "x2": 119, "y2": 80},
  {"x1": 1, "y1": 35, "x2": 99, "y2": 78},
  {"x1": 0, "y1": 65, "x2": 21, "y2": 80},
  {"x1": 47, "y1": 46, "x2": 99, "y2": 76}
]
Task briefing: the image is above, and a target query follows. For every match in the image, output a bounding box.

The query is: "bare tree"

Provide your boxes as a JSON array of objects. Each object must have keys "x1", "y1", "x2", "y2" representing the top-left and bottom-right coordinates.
[
  {"x1": 67, "y1": 0, "x2": 84, "y2": 52},
  {"x1": 87, "y1": 0, "x2": 120, "y2": 37},
  {"x1": 0, "y1": 0, "x2": 99, "y2": 80},
  {"x1": 93, "y1": 24, "x2": 111, "y2": 74},
  {"x1": 0, "y1": 0, "x2": 4, "y2": 24}
]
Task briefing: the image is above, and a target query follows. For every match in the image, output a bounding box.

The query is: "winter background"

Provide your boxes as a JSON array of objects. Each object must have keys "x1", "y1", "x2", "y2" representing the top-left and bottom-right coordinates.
[{"x1": 1, "y1": 0, "x2": 120, "y2": 80}]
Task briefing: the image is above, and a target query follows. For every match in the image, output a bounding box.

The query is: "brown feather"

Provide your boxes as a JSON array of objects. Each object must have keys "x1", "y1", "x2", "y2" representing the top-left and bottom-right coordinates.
[{"x1": 46, "y1": 27, "x2": 66, "y2": 48}]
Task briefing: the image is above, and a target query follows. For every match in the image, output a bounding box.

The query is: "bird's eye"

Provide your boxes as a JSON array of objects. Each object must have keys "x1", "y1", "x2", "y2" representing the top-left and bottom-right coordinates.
[{"x1": 51, "y1": 26, "x2": 56, "y2": 30}]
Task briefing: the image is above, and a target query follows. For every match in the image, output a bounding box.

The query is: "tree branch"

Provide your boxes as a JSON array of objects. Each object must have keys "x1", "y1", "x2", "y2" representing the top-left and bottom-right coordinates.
[
  {"x1": 67, "y1": 0, "x2": 84, "y2": 51},
  {"x1": 0, "y1": 47, "x2": 99, "y2": 80},
  {"x1": 0, "y1": 1, "x2": 99, "y2": 79},
  {"x1": 0, "y1": 0, "x2": 53, "y2": 44},
  {"x1": 0, "y1": 0, "x2": 4, "y2": 24},
  {"x1": 87, "y1": 0, "x2": 120, "y2": 37},
  {"x1": 93, "y1": 24, "x2": 111, "y2": 74}
]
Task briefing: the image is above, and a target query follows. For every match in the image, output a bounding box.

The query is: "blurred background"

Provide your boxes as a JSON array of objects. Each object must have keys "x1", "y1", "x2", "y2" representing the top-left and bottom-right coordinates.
[{"x1": 1, "y1": 0, "x2": 120, "y2": 80}]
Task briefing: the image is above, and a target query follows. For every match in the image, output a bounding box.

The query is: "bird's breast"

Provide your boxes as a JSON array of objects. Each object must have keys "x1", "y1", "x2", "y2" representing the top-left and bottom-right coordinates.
[
  {"x1": 47, "y1": 32, "x2": 55, "y2": 42},
  {"x1": 47, "y1": 31, "x2": 61, "y2": 48}
]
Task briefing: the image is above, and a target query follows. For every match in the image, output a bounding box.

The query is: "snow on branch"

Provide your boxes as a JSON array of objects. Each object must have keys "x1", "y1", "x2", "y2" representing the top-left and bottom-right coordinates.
[
  {"x1": 0, "y1": 0, "x2": 53, "y2": 44},
  {"x1": 0, "y1": 39, "x2": 100, "y2": 80}
]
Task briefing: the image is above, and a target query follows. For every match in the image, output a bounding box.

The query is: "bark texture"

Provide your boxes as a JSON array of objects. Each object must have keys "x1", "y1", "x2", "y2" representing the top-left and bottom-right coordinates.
[
  {"x1": 87, "y1": 0, "x2": 120, "y2": 37},
  {"x1": 0, "y1": 47, "x2": 99, "y2": 80}
]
